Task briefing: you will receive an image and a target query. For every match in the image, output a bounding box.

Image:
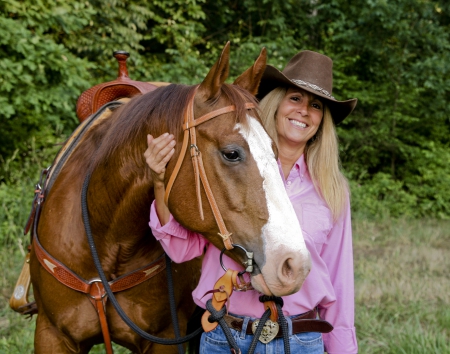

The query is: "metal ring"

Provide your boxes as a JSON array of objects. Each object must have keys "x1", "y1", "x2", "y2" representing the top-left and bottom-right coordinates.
[
  {"x1": 220, "y1": 244, "x2": 254, "y2": 276},
  {"x1": 88, "y1": 278, "x2": 108, "y2": 299}
]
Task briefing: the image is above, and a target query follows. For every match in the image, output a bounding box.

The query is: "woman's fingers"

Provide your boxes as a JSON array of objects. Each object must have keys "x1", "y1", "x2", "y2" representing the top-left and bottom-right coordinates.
[
  {"x1": 144, "y1": 133, "x2": 176, "y2": 180},
  {"x1": 151, "y1": 134, "x2": 176, "y2": 167}
]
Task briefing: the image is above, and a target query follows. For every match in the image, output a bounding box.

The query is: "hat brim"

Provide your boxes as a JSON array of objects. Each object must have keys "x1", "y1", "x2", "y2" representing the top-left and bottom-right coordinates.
[{"x1": 257, "y1": 65, "x2": 357, "y2": 125}]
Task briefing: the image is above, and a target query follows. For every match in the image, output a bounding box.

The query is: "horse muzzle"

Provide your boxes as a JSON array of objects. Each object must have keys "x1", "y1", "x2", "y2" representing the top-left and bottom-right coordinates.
[{"x1": 251, "y1": 248, "x2": 311, "y2": 297}]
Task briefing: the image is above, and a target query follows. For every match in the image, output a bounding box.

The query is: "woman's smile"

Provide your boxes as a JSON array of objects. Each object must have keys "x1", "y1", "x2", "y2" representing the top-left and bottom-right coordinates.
[
  {"x1": 288, "y1": 118, "x2": 307, "y2": 129},
  {"x1": 276, "y1": 87, "x2": 324, "y2": 152}
]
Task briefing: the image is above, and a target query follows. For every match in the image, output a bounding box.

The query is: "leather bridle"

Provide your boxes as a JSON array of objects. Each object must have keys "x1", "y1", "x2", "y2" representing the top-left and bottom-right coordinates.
[{"x1": 164, "y1": 86, "x2": 256, "y2": 252}]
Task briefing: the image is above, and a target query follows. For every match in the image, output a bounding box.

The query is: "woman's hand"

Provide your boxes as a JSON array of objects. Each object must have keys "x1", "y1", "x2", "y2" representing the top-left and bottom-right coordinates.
[
  {"x1": 144, "y1": 133, "x2": 176, "y2": 186},
  {"x1": 144, "y1": 133, "x2": 176, "y2": 226}
]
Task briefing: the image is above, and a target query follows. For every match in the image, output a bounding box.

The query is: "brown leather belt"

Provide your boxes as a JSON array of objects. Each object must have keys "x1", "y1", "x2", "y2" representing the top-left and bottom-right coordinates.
[{"x1": 224, "y1": 309, "x2": 333, "y2": 338}]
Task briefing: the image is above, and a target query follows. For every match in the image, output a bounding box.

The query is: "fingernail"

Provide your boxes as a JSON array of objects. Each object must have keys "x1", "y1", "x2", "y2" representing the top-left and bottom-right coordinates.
[{"x1": 162, "y1": 132, "x2": 169, "y2": 137}]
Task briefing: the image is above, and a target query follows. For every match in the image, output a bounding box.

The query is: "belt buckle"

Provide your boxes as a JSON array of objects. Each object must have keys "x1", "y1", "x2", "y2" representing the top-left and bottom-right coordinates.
[{"x1": 251, "y1": 319, "x2": 279, "y2": 344}]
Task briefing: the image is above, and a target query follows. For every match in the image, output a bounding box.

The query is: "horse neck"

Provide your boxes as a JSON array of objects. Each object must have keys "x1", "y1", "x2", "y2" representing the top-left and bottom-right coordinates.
[
  {"x1": 69, "y1": 116, "x2": 160, "y2": 270},
  {"x1": 88, "y1": 160, "x2": 155, "y2": 242}
]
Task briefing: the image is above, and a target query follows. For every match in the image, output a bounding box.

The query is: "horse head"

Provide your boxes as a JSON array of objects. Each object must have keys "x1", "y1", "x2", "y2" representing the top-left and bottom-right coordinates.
[{"x1": 166, "y1": 43, "x2": 311, "y2": 296}]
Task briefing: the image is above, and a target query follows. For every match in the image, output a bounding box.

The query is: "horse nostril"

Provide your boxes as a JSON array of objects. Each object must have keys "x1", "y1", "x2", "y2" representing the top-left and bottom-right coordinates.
[{"x1": 281, "y1": 258, "x2": 294, "y2": 279}]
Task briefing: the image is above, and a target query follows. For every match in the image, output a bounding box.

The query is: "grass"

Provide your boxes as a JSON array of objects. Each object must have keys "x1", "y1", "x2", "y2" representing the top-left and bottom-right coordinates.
[
  {"x1": 353, "y1": 218, "x2": 450, "y2": 353},
  {"x1": 1, "y1": 217, "x2": 449, "y2": 353}
]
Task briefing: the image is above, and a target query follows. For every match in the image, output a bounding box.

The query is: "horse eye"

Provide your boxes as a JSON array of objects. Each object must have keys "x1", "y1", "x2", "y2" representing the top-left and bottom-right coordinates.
[{"x1": 222, "y1": 150, "x2": 241, "y2": 162}]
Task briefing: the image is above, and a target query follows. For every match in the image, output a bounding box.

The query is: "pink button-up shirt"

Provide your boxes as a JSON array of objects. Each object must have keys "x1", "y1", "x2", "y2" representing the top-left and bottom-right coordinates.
[{"x1": 149, "y1": 155, "x2": 358, "y2": 353}]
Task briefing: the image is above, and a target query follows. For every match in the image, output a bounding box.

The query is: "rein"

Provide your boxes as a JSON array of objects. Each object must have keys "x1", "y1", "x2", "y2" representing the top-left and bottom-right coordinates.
[
  {"x1": 81, "y1": 172, "x2": 203, "y2": 347},
  {"x1": 164, "y1": 86, "x2": 256, "y2": 253}
]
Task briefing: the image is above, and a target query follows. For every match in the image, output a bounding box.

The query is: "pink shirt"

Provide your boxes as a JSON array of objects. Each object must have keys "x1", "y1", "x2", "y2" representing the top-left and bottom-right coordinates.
[{"x1": 149, "y1": 155, "x2": 357, "y2": 353}]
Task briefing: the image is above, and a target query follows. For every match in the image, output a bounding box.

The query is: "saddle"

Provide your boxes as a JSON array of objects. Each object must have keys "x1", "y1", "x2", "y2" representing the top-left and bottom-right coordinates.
[{"x1": 76, "y1": 50, "x2": 160, "y2": 122}]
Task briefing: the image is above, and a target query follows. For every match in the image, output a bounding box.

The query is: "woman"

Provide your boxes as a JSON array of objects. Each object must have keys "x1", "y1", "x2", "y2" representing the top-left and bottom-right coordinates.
[{"x1": 145, "y1": 50, "x2": 358, "y2": 353}]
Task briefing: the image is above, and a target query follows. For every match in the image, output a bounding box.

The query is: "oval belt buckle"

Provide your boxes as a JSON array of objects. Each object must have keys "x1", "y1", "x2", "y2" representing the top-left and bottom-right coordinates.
[{"x1": 251, "y1": 319, "x2": 279, "y2": 344}]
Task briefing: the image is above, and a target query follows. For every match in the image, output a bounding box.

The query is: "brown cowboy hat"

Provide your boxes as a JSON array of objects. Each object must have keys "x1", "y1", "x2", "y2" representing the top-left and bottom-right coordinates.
[{"x1": 257, "y1": 50, "x2": 357, "y2": 124}]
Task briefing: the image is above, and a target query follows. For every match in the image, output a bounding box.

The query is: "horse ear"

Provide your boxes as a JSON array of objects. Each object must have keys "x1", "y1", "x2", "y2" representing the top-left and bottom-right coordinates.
[
  {"x1": 198, "y1": 42, "x2": 231, "y2": 101},
  {"x1": 233, "y1": 47, "x2": 267, "y2": 96}
]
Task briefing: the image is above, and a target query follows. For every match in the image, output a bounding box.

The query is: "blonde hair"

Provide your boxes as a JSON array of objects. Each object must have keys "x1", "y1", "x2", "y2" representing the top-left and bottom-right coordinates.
[{"x1": 259, "y1": 88, "x2": 349, "y2": 219}]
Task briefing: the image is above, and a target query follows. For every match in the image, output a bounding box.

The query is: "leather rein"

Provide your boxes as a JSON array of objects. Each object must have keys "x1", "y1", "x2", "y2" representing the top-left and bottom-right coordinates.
[{"x1": 164, "y1": 86, "x2": 256, "y2": 254}]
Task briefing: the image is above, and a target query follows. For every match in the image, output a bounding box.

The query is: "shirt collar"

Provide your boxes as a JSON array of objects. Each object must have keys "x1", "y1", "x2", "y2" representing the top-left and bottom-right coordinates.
[
  {"x1": 294, "y1": 154, "x2": 307, "y2": 177},
  {"x1": 277, "y1": 154, "x2": 308, "y2": 179}
]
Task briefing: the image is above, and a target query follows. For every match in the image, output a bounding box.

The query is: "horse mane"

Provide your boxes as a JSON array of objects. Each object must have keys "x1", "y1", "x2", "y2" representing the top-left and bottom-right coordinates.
[{"x1": 88, "y1": 82, "x2": 259, "y2": 176}]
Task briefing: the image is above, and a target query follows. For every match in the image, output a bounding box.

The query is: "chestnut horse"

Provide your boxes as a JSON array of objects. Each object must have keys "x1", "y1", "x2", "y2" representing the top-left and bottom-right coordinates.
[{"x1": 29, "y1": 44, "x2": 311, "y2": 353}]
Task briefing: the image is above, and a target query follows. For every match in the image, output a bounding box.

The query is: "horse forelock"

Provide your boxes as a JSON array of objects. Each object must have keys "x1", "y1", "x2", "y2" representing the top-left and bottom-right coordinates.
[{"x1": 219, "y1": 84, "x2": 259, "y2": 130}]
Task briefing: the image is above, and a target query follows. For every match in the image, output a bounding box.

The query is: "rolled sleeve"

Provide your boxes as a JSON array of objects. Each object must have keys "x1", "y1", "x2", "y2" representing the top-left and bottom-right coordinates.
[{"x1": 149, "y1": 201, "x2": 208, "y2": 263}]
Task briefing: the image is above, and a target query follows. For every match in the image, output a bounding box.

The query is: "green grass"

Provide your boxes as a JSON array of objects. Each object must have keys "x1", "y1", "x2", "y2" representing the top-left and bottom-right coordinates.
[
  {"x1": 1, "y1": 217, "x2": 449, "y2": 353},
  {"x1": 354, "y1": 218, "x2": 450, "y2": 353}
]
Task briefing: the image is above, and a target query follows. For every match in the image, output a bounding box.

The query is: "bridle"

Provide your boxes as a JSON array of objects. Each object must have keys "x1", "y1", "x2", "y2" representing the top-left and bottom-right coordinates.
[{"x1": 164, "y1": 85, "x2": 255, "y2": 260}]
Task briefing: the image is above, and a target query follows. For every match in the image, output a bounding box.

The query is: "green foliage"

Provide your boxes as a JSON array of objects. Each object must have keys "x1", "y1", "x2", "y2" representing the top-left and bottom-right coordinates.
[
  {"x1": 0, "y1": 1, "x2": 93, "y2": 171},
  {"x1": 0, "y1": 0, "x2": 449, "y2": 219},
  {"x1": 326, "y1": 0, "x2": 450, "y2": 219},
  {"x1": 0, "y1": 137, "x2": 61, "y2": 247}
]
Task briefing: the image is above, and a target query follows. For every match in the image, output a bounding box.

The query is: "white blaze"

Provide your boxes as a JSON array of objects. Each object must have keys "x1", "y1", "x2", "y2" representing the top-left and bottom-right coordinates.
[{"x1": 237, "y1": 116, "x2": 308, "y2": 264}]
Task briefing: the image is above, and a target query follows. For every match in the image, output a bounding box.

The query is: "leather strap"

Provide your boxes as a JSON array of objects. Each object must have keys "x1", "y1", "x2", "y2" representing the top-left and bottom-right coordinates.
[
  {"x1": 201, "y1": 269, "x2": 234, "y2": 332},
  {"x1": 33, "y1": 230, "x2": 166, "y2": 294},
  {"x1": 224, "y1": 310, "x2": 334, "y2": 337},
  {"x1": 164, "y1": 85, "x2": 256, "y2": 251},
  {"x1": 88, "y1": 281, "x2": 113, "y2": 354},
  {"x1": 32, "y1": 217, "x2": 166, "y2": 354},
  {"x1": 164, "y1": 87, "x2": 197, "y2": 208},
  {"x1": 264, "y1": 301, "x2": 278, "y2": 323},
  {"x1": 183, "y1": 105, "x2": 238, "y2": 130}
]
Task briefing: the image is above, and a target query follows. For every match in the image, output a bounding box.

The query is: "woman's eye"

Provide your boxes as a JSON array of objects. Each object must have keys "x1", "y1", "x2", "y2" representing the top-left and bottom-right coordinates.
[
  {"x1": 312, "y1": 103, "x2": 322, "y2": 109},
  {"x1": 222, "y1": 150, "x2": 241, "y2": 161}
]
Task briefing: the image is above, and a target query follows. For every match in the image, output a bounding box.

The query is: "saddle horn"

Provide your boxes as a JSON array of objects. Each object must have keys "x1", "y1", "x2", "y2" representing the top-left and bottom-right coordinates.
[{"x1": 76, "y1": 51, "x2": 157, "y2": 122}]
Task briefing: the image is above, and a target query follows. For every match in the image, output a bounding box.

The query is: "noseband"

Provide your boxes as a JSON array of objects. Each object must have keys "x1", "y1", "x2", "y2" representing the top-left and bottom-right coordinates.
[{"x1": 164, "y1": 86, "x2": 256, "y2": 254}]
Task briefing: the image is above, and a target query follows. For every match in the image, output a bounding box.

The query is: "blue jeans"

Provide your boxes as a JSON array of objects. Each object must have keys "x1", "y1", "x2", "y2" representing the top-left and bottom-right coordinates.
[{"x1": 200, "y1": 314, "x2": 324, "y2": 354}]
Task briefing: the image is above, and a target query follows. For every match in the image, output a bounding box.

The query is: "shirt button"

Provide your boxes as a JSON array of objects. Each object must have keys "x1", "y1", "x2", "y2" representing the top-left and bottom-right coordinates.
[{"x1": 287, "y1": 180, "x2": 292, "y2": 186}]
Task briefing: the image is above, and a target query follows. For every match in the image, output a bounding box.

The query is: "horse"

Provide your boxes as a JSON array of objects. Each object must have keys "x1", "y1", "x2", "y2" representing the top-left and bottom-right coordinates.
[{"x1": 29, "y1": 43, "x2": 311, "y2": 353}]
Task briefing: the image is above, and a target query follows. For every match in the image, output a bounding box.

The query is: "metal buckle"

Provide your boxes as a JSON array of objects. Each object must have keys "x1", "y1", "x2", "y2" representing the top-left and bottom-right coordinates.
[
  {"x1": 35, "y1": 167, "x2": 50, "y2": 205},
  {"x1": 251, "y1": 318, "x2": 279, "y2": 344}
]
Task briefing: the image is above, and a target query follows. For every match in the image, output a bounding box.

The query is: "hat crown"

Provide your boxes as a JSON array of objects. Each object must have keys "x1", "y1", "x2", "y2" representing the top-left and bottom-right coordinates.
[{"x1": 282, "y1": 51, "x2": 333, "y2": 95}]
